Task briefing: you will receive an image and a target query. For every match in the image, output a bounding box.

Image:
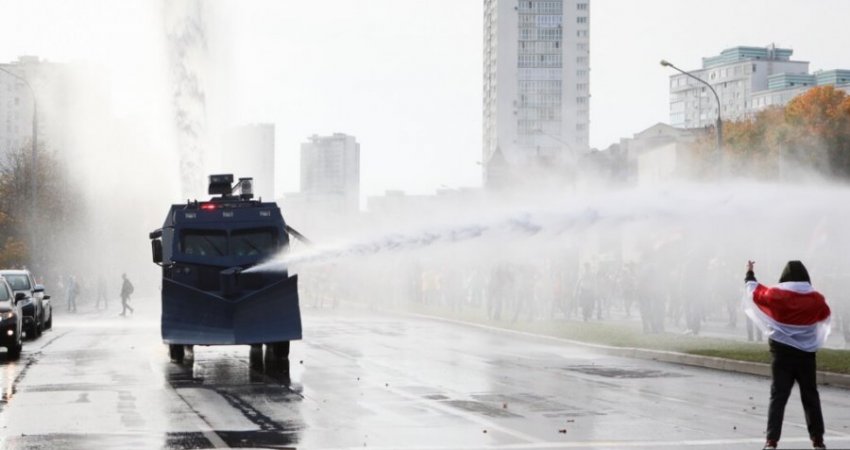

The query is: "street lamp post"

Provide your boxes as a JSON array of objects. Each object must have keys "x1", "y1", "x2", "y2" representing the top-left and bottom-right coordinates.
[
  {"x1": 660, "y1": 59, "x2": 723, "y2": 169},
  {"x1": 532, "y1": 128, "x2": 578, "y2": 159},
  {"x1": 0, "y1": 66, "x2": 38, "y2": 264}
]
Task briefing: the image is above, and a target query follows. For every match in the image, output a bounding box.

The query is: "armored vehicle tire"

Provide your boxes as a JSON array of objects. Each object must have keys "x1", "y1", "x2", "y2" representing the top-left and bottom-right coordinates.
[
  {"x1": 265, "y1": 341, "x2": 290, "y2": 362},
  {"x1": 7, "y1": 343, "x2": 21, "y2": 360},
  {"x1": 169, "y1": 344, "x2": 185, "y2": 363},
  {"x1": 249, "y1": 344, "x2": 263, "y2": 368}
]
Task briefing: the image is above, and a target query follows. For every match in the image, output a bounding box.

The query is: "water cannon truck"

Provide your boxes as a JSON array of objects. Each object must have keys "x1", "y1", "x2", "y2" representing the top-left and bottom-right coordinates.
[{"x1": 149, "y1": 174, "x2": 304, "y2": 365}]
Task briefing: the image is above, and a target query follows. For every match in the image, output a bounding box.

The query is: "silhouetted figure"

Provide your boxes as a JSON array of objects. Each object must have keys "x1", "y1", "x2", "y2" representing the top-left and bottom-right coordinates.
[
  {"x1": 96, "y1": 275, "x2": 108, "y2": 310},
  {"x1": 575, "y1": 263, "x2": 596, "y2": 322},
  {"x1": 746, "y1": 316, "x2": 763, "y2": 342},
  {"x1": 119, "y1": 273, "x2": 135, "y2": 317},
  {"x1": 744, "y1": 260, "x2": 830, "y2": 450},
  {"x1": 66, "y1": 275, "x2": 78, "y2": 313},
  {"x1": 487, "y1": 265, "x2": 510, "y2": 320}
]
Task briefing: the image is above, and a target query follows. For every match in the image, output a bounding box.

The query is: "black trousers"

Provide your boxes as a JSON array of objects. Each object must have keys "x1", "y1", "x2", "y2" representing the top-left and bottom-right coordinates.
[{"x1": 766, "y1": 340, "x2": 825, "y2": 441}]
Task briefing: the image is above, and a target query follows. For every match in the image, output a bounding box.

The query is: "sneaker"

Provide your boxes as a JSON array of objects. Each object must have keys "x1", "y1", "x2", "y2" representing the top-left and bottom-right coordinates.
[
  {"x1": 812, "y1": 436, "x2": 826, "y2": 449},
  {"x1": 764, "y1": 440, "x2": 778, "y2": 450}
]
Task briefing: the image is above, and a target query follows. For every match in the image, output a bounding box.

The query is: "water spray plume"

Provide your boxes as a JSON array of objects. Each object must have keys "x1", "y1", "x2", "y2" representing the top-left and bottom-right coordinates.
[
  {"x1": 255, "y1": 182, "x2": 850, "y2": 278},
  {"x1": 164, "y1": 0, "x2": 209, "y2": 199}
]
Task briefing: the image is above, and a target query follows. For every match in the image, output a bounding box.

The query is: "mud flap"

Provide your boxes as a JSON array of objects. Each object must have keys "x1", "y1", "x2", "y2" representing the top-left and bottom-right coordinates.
[{"x1": 162, "y1": 275, "x2": 302, "y2": 345}]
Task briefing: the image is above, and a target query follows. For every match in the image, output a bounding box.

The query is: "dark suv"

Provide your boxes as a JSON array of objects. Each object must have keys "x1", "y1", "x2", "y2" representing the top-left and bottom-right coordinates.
[
  {"x1": 0, "y1": 277, "x2": 23, "y2": 359},
  {"x1": 0, "y1": 270, "x2": 51, "y2": 338}
]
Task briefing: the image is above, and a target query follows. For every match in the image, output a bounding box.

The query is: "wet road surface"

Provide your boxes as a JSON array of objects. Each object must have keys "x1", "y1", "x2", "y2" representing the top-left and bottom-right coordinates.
[{"x1": 0, "y1": 302, "x2": 849, "y2": 449}]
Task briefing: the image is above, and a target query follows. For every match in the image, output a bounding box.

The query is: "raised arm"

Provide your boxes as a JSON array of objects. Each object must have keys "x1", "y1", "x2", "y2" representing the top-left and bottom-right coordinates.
[{"x1": 745, "y1": 260, "x2": 757, "y2": 282}]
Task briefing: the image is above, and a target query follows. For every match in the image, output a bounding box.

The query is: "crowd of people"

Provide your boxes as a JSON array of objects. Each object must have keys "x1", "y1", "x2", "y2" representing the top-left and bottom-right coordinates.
[
  {"x1": 51, "y1": 273, "x2": 135, "y2": 316},
  {"x1": 299, "y1": 253, "x2": 850, "y2": 349}
]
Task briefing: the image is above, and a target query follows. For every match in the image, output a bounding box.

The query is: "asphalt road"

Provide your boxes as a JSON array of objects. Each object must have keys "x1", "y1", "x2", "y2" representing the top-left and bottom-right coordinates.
[{"x1": 0, "y1": 301, "x2": 849, "y2": 450}]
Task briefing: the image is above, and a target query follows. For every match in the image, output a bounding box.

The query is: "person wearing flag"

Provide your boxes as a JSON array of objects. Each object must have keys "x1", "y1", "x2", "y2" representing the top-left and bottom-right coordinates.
[{"x1": 744, "y1": 260, "x2": 831, "y2": 450}]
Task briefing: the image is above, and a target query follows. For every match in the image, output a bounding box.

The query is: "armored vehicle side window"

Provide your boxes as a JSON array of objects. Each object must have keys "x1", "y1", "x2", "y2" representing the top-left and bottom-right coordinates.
[
  {"x1": 4, "y1": 275, "x2": 31, "y2": 291},
  {"x1": 230, "y1": 228, "x2": 279, "y2": 256},
  {"x1": 0, "y1": 283, "x2": 9, "y2": 301},
  {"x1": 180, "y1": 230, "x2": 227, "y2": 256}
]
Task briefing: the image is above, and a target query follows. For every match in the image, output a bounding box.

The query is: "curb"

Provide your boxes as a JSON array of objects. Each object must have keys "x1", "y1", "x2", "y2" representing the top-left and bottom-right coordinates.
[{"x1": 399, "y1": 310, "x2": 850, "y2": 389}]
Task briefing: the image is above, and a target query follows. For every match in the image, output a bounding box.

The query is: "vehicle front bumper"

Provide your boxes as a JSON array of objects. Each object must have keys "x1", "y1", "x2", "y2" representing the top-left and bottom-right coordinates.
[{"x1": 0, "y1": 320, "x2": 19, "y2": 346}]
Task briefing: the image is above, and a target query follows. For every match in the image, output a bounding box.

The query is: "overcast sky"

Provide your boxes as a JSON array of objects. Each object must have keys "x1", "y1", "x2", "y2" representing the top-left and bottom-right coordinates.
[{"x1": 1, "y1": 0, "x2": 848, "y2": 197}]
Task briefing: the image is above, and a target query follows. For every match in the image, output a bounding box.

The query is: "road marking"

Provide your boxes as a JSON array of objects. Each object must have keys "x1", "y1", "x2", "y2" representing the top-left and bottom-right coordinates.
[{"x1": 147, "y1": 351, "x2": 230, "y2": 448}]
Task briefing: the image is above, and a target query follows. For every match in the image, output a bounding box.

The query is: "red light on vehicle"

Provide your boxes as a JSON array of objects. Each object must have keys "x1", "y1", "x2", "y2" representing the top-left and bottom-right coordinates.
[{"x1": 200, "y1": 203, "x2": 217, "y2": 211}]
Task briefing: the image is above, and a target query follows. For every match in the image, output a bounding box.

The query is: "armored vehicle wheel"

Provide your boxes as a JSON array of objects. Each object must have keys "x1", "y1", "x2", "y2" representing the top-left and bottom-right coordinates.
[
  {"x1": 183, "y1": 345, "x2": 194, "y2": 361},
  {"x1": 249, "y1": 344, "x2": 263, "y2": 369},
  {"x1": 265, "y1": 341, "x2": 290, "y2": 362},
  {"x1": 169, "y1": 344, "x2": 185, "y2": 363},
  {"x1": 277, "y1": 341, "x2": 290, "y2": 359}
]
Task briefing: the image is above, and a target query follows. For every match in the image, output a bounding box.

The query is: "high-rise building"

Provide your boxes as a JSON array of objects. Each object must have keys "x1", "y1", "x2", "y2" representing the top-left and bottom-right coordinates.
[
  {"x1": 668, "y1": 45, "x2": 809, "y2": 128},
  {"x1": 669, "y1": 45, "x2": 850, "y2": 127},
  {"x1": 483, "y1": 0, "x2": 590, "y2": 186},
  {"x1": 750, "y1": 68, "x2": 850, "y2": 112},
  {"x1": 222, "y1": 124, "x2": 275, "y2": 199},
  {"x1": 0, "y1": 56, "x2": 67, "y2": 159},
  {"x1": 299, "y1": 133, "x2": 360, "y2": 213}
]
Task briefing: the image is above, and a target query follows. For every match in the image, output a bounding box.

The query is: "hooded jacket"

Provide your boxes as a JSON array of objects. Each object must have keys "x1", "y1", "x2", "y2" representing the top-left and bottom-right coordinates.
[{"x1": 743, "y1": 261, "x2": 831, "y2": 352}]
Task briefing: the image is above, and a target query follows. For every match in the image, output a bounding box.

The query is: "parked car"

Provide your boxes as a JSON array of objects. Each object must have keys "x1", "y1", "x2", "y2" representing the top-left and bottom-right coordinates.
[
  {"x1": 0, "y1": 270, "x2": 50, "y2": 338},
  {"x1": 0, "y1": 277, "x2": 23, "y2": 359}
]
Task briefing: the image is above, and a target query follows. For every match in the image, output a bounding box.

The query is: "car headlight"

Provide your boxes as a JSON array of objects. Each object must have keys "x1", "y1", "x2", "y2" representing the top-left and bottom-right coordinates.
[{"x1": 0, "y1": 312, "x2": 14, "y2": 320}]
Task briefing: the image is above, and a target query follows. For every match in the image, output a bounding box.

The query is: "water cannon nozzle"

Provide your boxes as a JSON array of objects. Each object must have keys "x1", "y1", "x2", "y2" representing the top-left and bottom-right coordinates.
[{"x1": 209, "y1": 174, "x2": 234, "y2": 195}]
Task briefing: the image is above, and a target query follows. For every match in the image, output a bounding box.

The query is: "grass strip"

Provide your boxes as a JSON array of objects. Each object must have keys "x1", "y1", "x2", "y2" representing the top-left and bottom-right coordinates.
[{"x1": 404, "y1": 303, "x2": 850, "y2": 375}]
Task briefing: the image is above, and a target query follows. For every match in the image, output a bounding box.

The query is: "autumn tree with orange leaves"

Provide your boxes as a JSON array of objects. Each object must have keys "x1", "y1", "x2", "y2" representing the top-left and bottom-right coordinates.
[
  {"x1": 784, "y1": 85, "x2": 850, "y2": 176},
  {"x1": 691, "y1": 85, "x2": 850, "y2": 179}
]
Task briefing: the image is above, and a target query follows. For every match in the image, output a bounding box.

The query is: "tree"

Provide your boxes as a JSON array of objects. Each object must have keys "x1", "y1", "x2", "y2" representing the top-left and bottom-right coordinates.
[
  {"x1": 691, "y1": 86, "x2": 850, "y2": 180},
  {"x1": 0, "y1": 209, "x2": 26, "y2": 267},
  {"x1": 0, "y1": 141, "x2": 80, "y2": 271},
  {"x1": 722, "y1": 106, "x2": 786, "y2": 178},
  {"x1": 784, "y1": 86, "x2": 850, "y2": 177}
]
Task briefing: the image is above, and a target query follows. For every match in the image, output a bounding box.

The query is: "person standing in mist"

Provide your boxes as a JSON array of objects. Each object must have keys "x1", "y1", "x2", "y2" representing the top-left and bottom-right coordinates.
[
  {"x1": 574, "y1": 262, "x2": 596, "y2": 322},
  {"x1": 65, "y1": 275, "x2": 78, "y2": 313},
  {"x1": 744, "y1": 260, "x2": 831, "y2": 450},
  {"x1": 119, "y1": 273, "x2": 135, "y2": 317},
  {"x1": 96, "y1": 275, "x2": 108, "y2": 310}
]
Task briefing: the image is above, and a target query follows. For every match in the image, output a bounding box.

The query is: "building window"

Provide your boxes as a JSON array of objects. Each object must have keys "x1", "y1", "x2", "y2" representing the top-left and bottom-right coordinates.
[
  {"x1": 577, "y1": 3, "x2": 588, "y2": 10},
  {"x1": 577, "y1": 17, "x2": 587, "y2": 24}
]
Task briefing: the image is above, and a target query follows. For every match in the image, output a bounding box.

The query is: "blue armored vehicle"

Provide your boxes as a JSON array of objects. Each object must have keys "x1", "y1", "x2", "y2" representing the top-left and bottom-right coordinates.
[{"x1": 150, "y1": 174, "x2": 303, "y2": 364}]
